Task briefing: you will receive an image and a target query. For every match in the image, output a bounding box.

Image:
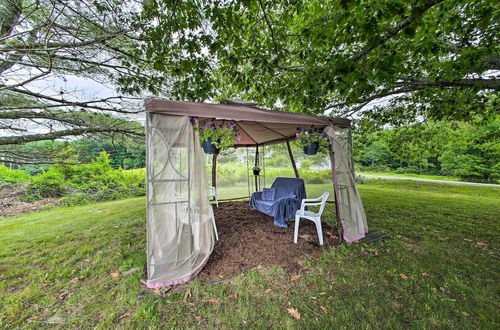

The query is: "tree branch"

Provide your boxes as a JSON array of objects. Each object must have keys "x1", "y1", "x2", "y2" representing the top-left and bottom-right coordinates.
[
  {"x1": 0, "y1": 127, "x2": 143, "y2": 146},
  {"x1": 397, "y1": 78, "x2": 500, "y2": 90},
  {"x1": 1, "y1": 87, "x2": 144, "y2": 114},
  {"x1": 351, "y1": 0, "x2": 445, "y2": 62},
  {"x1": 325, "y1": 77, "x2": 498, "y2": 112},
  {"x1": 0, "y1": 32, "x2": 124, "y2": 52},
  {"x1": 258, "y1": 0, "x2": 280, "y2": 56}
]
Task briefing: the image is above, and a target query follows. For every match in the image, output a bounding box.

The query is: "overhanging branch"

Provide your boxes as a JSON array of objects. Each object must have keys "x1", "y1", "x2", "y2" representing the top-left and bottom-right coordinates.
[
  {"x1": 325, "y1": 77, "x2": 499, "y2": 112},
  {"x1": 0, "y1": 127, "x2": 144, "y2": 146}
]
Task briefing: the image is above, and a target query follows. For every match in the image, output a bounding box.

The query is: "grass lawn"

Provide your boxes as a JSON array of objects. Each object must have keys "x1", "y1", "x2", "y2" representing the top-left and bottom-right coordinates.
[
  {"x1": 359, "y1": 171, "x2": 463, "y2": 182},
  {"x1": 0, "y1": 180, "x2": 498, "y2": 328}
]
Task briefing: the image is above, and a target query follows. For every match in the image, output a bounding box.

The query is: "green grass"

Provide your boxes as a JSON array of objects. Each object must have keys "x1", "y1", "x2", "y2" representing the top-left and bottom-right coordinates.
[
  {"x1": 0, "y1": 181, "x2": 498, "y2": 328},
  {"x1": 359, "y1": 171, "x2": 462, "y2": 182}
]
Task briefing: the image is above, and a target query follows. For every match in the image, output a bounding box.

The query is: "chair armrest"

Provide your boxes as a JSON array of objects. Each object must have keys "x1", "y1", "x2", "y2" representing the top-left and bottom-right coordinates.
[
  {"x1": 299, "y1": 198, "x2": 324, "y2": 212},
  {"x1": 302, "y1": 196, "x2": 323, "y2": 202},
  {"x1": 252, "y1": 191, "x2": 263, "y2": 199},
  {"x1": 303, "y1": 202, "x2": 323, "y2": 206}
]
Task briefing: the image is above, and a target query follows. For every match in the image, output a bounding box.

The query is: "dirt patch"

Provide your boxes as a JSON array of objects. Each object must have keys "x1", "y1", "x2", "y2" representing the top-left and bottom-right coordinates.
[
  {"x1": 198, "y1": 201, "x2": 339, "y2": 282},
  {"x1": 0, "y1": 183, "x2": 60, "y2": 218}
]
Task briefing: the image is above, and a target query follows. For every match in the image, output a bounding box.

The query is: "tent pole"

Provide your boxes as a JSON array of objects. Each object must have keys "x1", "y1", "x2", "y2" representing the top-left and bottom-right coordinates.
[
  {"x1": 348, "y1": 128, "x2": 355, "y2": 175},
  {"x1": 254, "y1": 145, "x2": 259, "y2": 192},
  {"x1": 328, "y1": 142, "x2": 344, "y2": 243},
  {"x1": 212, "y1": 153, "x2": 218, "y2": 188},
  {"x1": 285, "y1": 139, "x2": 300, "y2": 178},
  {"x1": 246, "y1": 147, "x2": 251, "y2": 197}
]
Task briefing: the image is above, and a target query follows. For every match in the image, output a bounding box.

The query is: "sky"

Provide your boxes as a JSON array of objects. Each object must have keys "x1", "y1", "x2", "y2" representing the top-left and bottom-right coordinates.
[{"x1": 28, "y1": 74, "x2": 117, "y2": 101}]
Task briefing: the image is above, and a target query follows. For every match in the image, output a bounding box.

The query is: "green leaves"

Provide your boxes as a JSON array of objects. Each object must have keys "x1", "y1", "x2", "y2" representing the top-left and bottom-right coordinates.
[{"x1": 134, "y1": 0, "x2": 498, "y2": 124}]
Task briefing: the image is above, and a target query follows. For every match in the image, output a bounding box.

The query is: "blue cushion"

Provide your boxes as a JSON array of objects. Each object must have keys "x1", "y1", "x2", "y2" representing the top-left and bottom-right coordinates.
[{"x1": 261, "y1": 188, "x2": 276, "y2": 201}]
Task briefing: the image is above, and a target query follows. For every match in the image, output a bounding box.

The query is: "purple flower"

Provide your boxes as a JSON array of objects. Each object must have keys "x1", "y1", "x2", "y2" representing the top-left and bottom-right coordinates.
[
  {"x1": 298, "y1": 127, "x2": 304, "y2": 131},
  {"x1": 229, "y1": 121, "x2": 235, "y2": 126},
  {"x1": 189, "y1": 117, "x2": 196, "y2": 125},
  {"x1": 237, "y1": 137, "x2": 241, "y2": 143},
  {"x1": 209, "y1": 122, "x2": 215, "y2": 128}
]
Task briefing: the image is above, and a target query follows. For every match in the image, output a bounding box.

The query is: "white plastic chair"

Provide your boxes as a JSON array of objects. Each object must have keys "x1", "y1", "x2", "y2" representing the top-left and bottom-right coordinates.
[
  {"x1": 294, "y1": 192, "x2": 330, "y2": 245},
  {"x1": 208, "y1": 185, "x2": 219, "y2": 207}
]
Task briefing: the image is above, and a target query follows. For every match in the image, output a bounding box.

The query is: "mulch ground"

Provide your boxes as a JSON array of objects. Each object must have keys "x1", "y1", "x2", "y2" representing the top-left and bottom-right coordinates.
[
  {"x1": 198, "y1": 201, "x2": 340, "y2": 282},
  {"x1": 0, "y1": 183, "x2": 60, "y2": 218}
]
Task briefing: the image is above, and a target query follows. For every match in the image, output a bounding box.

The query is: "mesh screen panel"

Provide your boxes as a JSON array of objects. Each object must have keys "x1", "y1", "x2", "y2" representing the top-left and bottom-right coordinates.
[{"x1": 146, "y1": 114, "x2": 215, "y2": 288}]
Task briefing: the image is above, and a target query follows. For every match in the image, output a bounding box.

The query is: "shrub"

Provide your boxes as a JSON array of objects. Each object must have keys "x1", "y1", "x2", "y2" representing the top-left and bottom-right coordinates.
[
  {"x1": 0, "y1": 165, "x2": 31, "y2": 184},
  {"x1": 27, "y1": 169, "x2": 66, "y2": 199},
  {"x1": 25, "y1": 152, "x2": 146, "y2": 204}
]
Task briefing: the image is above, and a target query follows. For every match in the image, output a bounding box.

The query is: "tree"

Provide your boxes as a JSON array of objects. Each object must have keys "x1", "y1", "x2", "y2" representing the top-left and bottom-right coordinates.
[
  {"x1": 440, "y1": 120, "x2": 499, "y2": 182},
  {"x1": 139, "y1": 0, "x2": 499, "y2": 124},
  {"x1": 0, "y1": 0, "x2": 160, "y2": 160},
  {"x1": 384, "y1": 122, "x2": 453, "y2": 165}
]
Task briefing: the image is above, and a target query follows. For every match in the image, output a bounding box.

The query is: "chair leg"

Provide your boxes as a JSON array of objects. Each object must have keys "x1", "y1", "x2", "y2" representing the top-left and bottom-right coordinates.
[
  {"x1": 314, "y1": 218, "x2": 323, "y2": 246},
  {"x1": 294, "y1": 214, "x2": 300, "y2": 244}
]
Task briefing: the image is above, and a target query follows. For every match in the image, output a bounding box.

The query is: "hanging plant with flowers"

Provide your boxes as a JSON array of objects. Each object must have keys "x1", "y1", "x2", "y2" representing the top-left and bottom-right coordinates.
[
  {"x1": 190, "y1": 117, "x2": 241, "y2": 153},
  {"x1": 295, "y1": 127, "x2": 329, "y2": 155}
]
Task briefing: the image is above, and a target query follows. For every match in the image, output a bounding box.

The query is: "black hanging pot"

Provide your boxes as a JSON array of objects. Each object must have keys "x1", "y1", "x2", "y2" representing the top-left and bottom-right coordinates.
[
  {"x1": 253, "y1": 169, "x2": 261, "y2": 176},
  {"x1": 201, "y1": 138, "x2": 220, "y2": 154},
  {"x1": 303, "y1": 142, "x2": 319, "y2": 155}
]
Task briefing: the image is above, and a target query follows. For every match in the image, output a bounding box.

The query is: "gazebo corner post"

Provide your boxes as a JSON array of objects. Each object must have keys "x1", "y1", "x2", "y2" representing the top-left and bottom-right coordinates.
[
  {"x1": 328, "y1": 141, "x2": 344, "y2": 243},
  {"x1": 145, "y1": 112, "x2": 151, "y2": 282},
  {"x1": 285, "y1": 139, "x2": 300, "y2": 179},
  {"x1": 212, "y1": 153, "x2": 218, "y2": 188},
  {"x1": 254, "y1": 145, "x2": 259, "y2": 192}
]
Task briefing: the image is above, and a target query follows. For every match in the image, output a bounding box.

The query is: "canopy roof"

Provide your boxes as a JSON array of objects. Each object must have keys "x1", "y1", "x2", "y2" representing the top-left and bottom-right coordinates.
[{"x1": 145, "y1": 99, "x2": 351, "y2": 147}]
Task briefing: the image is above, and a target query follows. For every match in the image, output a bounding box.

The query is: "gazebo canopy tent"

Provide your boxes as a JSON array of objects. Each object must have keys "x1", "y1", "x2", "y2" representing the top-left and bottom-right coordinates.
[{"x1": 145, "y1": 99, "x2": 367, "y2": 288}]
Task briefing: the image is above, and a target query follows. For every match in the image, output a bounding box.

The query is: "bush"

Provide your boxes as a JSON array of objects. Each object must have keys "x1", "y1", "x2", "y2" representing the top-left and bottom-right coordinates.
[
  {"x1": 25, "y1": 152, "x2": 146, "y2": 204},
  {"x1": 27, "y1": 169, "x2": 66, "y2": 199},
  {"x1": 0, "y1": 165, "x2": 31, "y2": 184},
  {"x1": 394, "y1": 166, "x2": 420, "y2": 174}
]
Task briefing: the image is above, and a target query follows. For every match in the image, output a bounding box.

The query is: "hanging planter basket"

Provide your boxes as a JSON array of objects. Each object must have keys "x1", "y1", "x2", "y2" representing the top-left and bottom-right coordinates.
[
  {"x1": 303, "y1": 142, "x2": 319, "y2": 155},
  {"x1": 253, "y1": 169, "x2": 261, "y2": 176},
  {"x1": 201, "y1": 138, "x2": 220, "y2": 154}
]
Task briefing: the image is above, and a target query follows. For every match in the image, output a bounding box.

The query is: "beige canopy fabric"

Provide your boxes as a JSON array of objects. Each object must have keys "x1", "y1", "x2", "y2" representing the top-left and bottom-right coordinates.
[
  {"x1": 146, "y1": 114, "x2": 215, "y2": 288},
  {"x1": 145, "y1": 99, "x2": 367, "y2": 288},
  {"x1": 325, "y1": 126, "x2": 368, "y2": 242},
  {"x1": 145, "y1": 99, "x2": 350, "y2": 147}
]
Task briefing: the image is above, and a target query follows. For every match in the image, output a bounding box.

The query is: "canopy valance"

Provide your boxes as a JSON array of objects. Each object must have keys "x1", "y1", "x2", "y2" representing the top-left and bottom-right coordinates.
[{"x1": 145, "y1": 99, "x2": 350, "y2": 147}]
